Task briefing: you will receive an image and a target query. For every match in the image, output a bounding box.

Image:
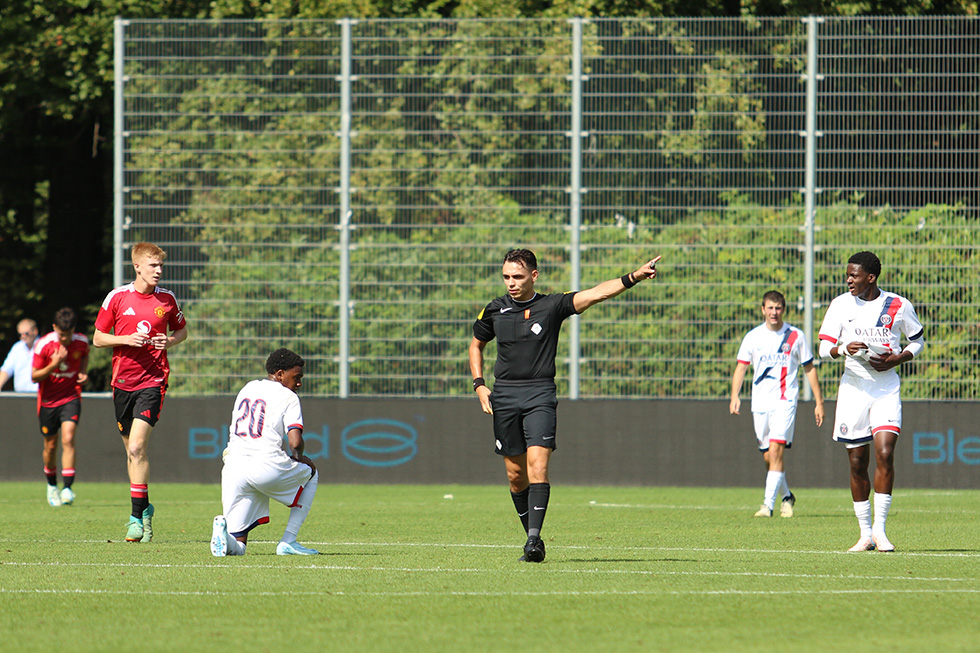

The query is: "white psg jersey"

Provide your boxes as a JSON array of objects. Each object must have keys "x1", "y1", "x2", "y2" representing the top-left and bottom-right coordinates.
[
  {"x1": 818, "y1": 290, "x2": 924, "y2": 384},
  {"x1": 736, "y1": 322, "x2": 813, "y2": 411},
  {"x1": 224, "y1": 379, "x2": 304, "y2": 462}
]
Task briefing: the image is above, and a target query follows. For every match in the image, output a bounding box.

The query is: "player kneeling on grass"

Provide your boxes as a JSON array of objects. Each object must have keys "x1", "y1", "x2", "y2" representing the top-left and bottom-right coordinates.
[{"x1": 211, "y1": 348, "x2": 319, "y2": 557}]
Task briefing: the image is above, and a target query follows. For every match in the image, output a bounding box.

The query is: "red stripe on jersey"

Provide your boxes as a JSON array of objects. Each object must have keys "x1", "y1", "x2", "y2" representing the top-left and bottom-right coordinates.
[
  {"x1": 287, "y1": 485, "x2": 304, "y2": 508},
  {"x1": 779, "y1": 331, "x2": 800, "y2": 400},
  {"x1": 884, "y1": 297, "x2": 902, "y2": 331},
  {"x1": 818, "y1": 333, "x2": 838, "y2": 343}
]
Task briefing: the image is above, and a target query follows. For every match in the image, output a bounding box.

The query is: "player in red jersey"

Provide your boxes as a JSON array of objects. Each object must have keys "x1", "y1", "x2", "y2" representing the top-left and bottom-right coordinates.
[
  {"x1": 94, "y1": 242, "x2": 188, "y2": 543},
  {"x1": 32, "y1": 307, "x2": 89, "y2": 507}
]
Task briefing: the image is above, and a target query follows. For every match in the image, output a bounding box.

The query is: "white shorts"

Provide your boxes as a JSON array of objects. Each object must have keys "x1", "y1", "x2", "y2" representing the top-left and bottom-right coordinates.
[
  {"x1": 833, "y1": 375, "x2": 902, "y2": 448},
  {"x1": 221, "y1": 453, "x2": 316, "y2": 537},
  {"x1": 752, "y1": 402, "x2": 797, "y2": 451}
]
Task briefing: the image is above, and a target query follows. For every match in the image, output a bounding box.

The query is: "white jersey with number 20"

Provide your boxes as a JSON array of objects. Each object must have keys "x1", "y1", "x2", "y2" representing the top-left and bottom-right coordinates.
[{"x1": 224, "y1": 379, "x2": 304, "y2": 463}]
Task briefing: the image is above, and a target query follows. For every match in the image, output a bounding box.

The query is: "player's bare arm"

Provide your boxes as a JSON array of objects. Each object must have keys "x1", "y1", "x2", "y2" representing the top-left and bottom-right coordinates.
[
  {"x1": 868, "y1": 347, "x2": 915, "y2": 373},
  {"x1": 729, "y1": 361, "x2": 749, "y2": 415},
  {"x1": 468, "y1": 337, "x2": 493, "y2": 414},
  {"x1": 77, "y1": 352, "x2": 90, "y2": 386},
  {"x1": 152, "y1": 326, "x2": 189, "y2": 351},
  {"x1": 803, "y1": 362, "x2": 825, "y2": 427},
  {"x1": 32, "y1": 352, "x2": 65, "y2": 383},
  {"x1": 287, "y1": 427, "x2": 304, "y2": 457},
  {"x1": 93, "y1": 329, "x2": 150, "y2": 349},
  {"x1": 573, "y1": 256, "x2": 661, "y2": 313}
]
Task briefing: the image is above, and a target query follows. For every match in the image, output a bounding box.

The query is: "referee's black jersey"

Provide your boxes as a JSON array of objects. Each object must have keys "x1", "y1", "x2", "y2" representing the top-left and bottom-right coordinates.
[{"x1": 472, "y1": 292, "x2": 579, "y2": 383}]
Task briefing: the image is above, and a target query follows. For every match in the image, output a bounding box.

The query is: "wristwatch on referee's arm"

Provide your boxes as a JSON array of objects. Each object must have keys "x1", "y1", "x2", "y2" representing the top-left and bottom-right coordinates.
[{"x1": 472, "y1": 377, "x2": 486, "y2": 391}]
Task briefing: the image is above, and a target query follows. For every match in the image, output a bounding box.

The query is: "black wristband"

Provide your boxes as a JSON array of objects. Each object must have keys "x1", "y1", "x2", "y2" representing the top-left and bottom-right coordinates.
[
  {"x1": 621, "y1": 273, "x2": 636, "y2": 289},
  {"x1": 472, "y1": 377, "x2": 486, "y2": 391}
]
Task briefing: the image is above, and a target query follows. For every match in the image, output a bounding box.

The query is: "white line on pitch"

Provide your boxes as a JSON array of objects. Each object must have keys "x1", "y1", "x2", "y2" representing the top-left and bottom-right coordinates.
[
  {"x1": 2, "y1": 587, "x2": 980, "y2": 598},
  {"x1": 2, "y1": 561, "x2": 978, "y2": 584}
]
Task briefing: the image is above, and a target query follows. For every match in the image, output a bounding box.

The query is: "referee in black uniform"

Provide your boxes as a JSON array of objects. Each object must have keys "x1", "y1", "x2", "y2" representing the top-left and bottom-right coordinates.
[{"x1": 468, "y1": 248, "x2": 661, "y2": 562}]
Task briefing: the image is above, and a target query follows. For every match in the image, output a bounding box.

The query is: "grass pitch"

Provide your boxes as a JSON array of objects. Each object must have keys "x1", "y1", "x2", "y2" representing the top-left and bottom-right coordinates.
[{"x1": 1, "y1": 482, "x2": 978, "y2": 652}]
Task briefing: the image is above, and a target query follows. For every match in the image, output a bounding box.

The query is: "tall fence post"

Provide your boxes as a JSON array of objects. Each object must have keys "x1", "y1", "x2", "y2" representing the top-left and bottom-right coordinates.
[
  {"x1": 802, "y1": 16, "x2": 821, "y2": 400},
  {"x1": 337, "y1": 18, "x2": 355, "y2": 398},
  {"x1": 113, "y1": 17, "x2": 127, "y2": 288},
  {"x1": 567, "y1": 17, "x2": 585, "y2": 399}
]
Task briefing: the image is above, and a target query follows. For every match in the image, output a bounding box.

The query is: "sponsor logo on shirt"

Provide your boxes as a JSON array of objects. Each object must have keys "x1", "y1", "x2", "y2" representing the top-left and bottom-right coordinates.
[{"x1": 123, "y1": 307, "x2": 136, "y2": 316}]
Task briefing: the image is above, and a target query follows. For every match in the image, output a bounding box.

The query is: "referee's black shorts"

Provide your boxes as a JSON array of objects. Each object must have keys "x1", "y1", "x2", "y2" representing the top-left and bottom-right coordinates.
[{"x1": 489, "y1": 381, "x2": 558, "y2": 456}]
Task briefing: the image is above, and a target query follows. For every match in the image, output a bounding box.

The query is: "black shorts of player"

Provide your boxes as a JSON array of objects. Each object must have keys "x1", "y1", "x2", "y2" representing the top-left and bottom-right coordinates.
[
  {"x1": 113, "y1": 386, "x2": 164, "y2": 435},
  {"x1": 38, "y1": 398, "x2": 82, "y2": 436},
  {"x1": 489, "y1": 381, "x2": 558, "y2": 456}
]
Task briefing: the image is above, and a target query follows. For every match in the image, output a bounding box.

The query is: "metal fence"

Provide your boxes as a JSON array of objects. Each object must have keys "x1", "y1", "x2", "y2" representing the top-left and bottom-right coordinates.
[{"x1": 115, "y1": 17, "x2": 980, "y2": 399}]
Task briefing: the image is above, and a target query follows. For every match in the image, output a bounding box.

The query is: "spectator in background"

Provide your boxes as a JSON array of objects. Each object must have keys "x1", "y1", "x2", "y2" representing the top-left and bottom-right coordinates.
[
  {"x1": 32, "y1": 308, "x2": 89, "y2": 507},
  {"x1": 0, "y1": 318, "x2": 39, "y2": 393}
]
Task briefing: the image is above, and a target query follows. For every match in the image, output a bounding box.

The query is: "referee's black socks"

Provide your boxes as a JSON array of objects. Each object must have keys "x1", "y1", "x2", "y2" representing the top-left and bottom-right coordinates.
[
  {"x1": 527, "y1": 482, "x2": 550, "y2": 538},
  {"x1": 511, "y1": 487, "x2": 530, "y2": 534}
]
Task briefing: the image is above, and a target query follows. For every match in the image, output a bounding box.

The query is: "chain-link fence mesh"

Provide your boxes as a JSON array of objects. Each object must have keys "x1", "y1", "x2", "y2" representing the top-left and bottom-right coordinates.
[{"x1": 117, "y1": 17, "x2": 980, "y2": 399}]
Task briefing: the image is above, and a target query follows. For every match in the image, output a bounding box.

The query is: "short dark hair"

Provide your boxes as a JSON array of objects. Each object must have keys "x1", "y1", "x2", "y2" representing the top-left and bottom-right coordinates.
[
  {"x1": 53, "y1": 307, "x2": 77, "y2": 331},
  {"x1": 266, "y1": 348, "x2": 304, "y2": 375},
  {"x1": 761, "y1": 290, "x2": 786, "y2": 308},
  {"x1": 503, "y1": 248, "x2": 537, "y2": 271},
  {"x1": 848, "y1": 251, "x2": 881, "y2": 277}
]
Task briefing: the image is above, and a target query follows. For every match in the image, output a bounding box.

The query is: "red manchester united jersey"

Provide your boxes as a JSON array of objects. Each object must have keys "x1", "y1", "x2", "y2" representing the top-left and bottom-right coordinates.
[
  {"x1": 95, "y1": 283, "x2": 187, "y2": 391},
  {"x1": 33, "y1": 332, "x2": 90, "y2": 408}
]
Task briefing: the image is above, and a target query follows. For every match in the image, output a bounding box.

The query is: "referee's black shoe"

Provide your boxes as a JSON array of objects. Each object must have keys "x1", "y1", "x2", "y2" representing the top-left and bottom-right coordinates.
[{"x1": 521, "y1": 535, "x2": 546, "y2": 563}]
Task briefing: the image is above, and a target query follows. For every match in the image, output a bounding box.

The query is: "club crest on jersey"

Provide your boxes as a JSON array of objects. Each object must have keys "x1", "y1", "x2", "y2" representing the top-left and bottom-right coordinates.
[
  {"x1": 878, "y1": 314, "x2": 893, "y2": 327},
  {"x1": 839, "y1": 424, "x2": 849, "y2": 436},
  {"x1": 530, "y1": 323, "x2": 543, "y2": 335},
  {"x1": 154, "y1": 306, "x2": 167, "y2": 318},
  {"x1": 780, "y1": 343, "x2": 791, "y2": 353}
]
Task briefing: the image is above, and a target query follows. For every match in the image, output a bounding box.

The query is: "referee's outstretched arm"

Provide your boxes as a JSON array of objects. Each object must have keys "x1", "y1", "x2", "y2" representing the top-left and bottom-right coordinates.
[{"x1": 572, "y1": 256, "x2": 661, "y2": 314}]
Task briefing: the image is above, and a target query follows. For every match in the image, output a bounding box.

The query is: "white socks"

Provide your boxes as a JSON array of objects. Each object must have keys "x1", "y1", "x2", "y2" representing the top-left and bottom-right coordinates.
[
  {"x1": 282, "y1": 471, "x2": 319, "y2": 543},
  {"x1": 763, "y1": 471, "x2": 784, "y2": 510},
  {"x1": 853, "y1": 500, "x2": 872, "y2": 538},
  {"x1": 872, "y1": 492, "x2": 892, "y2": 537},
  {"x1": 778, "y1": 474, "x2": 791, "y2": 501},
  {"x1": 226, "y1": 536, "x2": 246, "y2": 556}
]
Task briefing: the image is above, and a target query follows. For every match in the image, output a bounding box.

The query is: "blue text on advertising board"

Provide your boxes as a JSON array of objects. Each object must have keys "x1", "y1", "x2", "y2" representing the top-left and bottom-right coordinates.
[
  {"x1": 912, "y1": 429, "x2": 980, "y2": 465},
  {"x1": 188, "y1": 419, "x2": 418, "y2": 468}
]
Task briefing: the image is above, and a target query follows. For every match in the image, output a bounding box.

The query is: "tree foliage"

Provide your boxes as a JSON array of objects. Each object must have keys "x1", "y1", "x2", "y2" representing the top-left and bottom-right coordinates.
[{"x1": 0, "y1": 0, "x2": 977, "y2": 397}]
